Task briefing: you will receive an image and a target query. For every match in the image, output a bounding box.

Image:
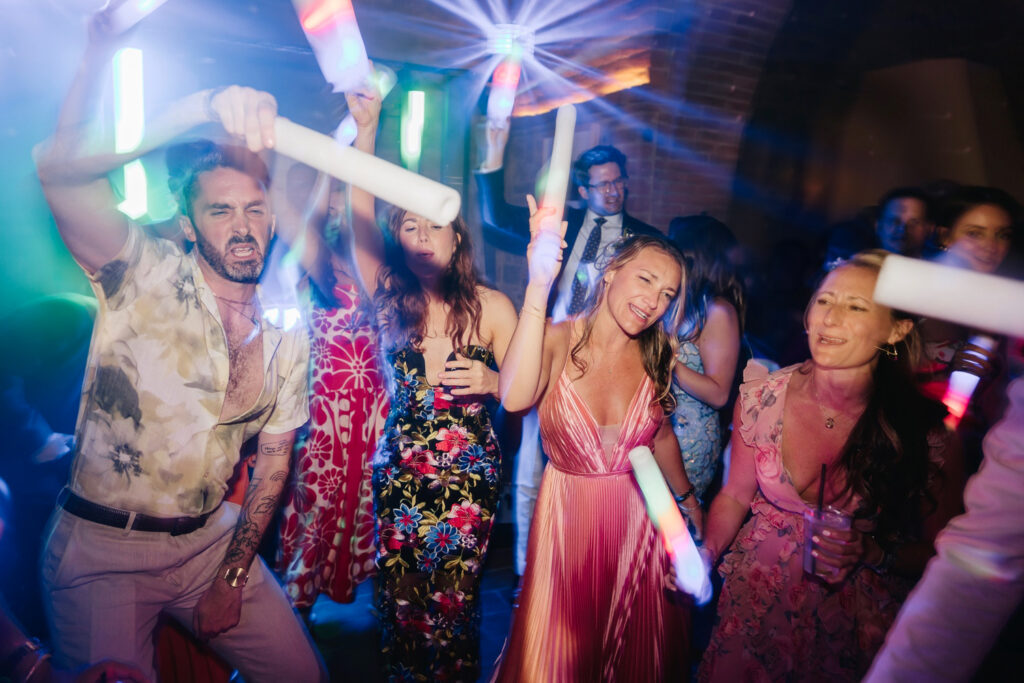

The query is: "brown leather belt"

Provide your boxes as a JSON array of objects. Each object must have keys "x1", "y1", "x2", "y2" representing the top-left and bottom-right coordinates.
[{"x1": 57, "y1": 487, "x2": 213, "y2": 536}]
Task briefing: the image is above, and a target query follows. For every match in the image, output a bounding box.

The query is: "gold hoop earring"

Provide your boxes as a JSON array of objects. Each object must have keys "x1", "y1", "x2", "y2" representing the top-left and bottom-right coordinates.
[{"x1": 877, "y1": 344, "x2": 898, "y2": 360}]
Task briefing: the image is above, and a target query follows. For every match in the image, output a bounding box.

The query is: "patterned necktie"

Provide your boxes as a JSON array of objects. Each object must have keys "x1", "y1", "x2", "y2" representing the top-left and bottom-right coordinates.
[{"x1": 568, "y1": 217, "x2": 606, "y2": 315}]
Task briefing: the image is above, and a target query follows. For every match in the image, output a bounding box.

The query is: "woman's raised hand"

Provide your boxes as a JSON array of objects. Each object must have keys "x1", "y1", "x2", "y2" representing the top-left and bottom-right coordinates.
[{"x1": 525, "y1": 194, "x2": 567, "y2": 289}]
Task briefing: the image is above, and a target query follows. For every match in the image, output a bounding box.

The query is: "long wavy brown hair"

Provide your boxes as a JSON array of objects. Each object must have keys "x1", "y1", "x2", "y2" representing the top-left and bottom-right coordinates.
[
  {"x1": 374, "y1": 207, "x2": 484, "y2": 352},
  {"x1": 571, "y1": 234, "x2": 687, "y2": 413}
]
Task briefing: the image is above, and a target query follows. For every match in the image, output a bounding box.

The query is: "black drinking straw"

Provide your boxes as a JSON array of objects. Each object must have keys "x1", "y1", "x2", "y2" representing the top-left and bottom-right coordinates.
[{"x1": 816, "y1": 463, "x2": 827, "y2": 514}]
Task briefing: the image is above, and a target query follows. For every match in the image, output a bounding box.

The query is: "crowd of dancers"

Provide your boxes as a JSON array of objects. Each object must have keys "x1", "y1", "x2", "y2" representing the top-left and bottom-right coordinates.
[{"x1": 2, "y1": 10, "x2": 1023, "y2": 683}]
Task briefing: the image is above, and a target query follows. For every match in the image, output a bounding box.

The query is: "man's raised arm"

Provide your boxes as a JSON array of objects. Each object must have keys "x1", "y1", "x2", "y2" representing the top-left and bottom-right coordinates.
[{"x1": 35, "y1": 9, "x2": 277, "y2": 274}]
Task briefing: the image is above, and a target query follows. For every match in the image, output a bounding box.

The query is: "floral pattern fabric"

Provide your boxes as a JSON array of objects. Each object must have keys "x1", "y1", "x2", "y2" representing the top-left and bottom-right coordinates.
[
  {"x1": 70, "y1": 224, "x2": 309, "y2": 517},
  {"x1": 670, "y1": 339, "x2": 721, "y2": 501},
  {"x1": 277, "y1": 282, "x2": 388, "y2": 607},
  {"x1": 373, "y1": 345, "x2": 501, "y2": 682},
  {"x1": 699, "y1": 363, "x2": 912, "y2": 683}
]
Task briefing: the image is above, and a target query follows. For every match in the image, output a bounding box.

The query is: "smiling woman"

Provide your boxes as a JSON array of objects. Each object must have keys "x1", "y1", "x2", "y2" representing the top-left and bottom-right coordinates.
[
  {"x1": 699, "y1": 250, "x2": 964, "y2": 682},
  {"x1": 495, "y1": 208, "x2": 698, "y2": 680}
]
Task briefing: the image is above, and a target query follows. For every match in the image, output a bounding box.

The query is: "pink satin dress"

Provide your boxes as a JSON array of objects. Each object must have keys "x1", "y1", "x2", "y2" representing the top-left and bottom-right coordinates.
[{"x1": 496, "y1": 368, "x2": 689, "y2": 682}]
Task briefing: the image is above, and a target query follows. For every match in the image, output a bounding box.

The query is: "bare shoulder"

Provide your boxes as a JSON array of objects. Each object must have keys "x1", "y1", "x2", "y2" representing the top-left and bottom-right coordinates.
[
  {"x1": 476, "y1": 285, "x2": 515, "y2": 312},
  {"x1": 707, "y1": 297, "x2": 740, "y2": 324}
]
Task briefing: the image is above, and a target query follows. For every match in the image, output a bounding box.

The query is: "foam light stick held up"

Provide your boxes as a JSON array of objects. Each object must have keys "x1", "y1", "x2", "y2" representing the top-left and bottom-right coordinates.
[
  {"x1": 293, "y1": 0, "x2": 371, "y2": 93},
  {"x1": 538, "y1": 104, "x2": 577, "y2": 233},
  {"x1": 486, "y1": 57, "x2": 521, "y2": 124},
  {"x1": 273, "y1": 117, "x2": 461, "y2": 227},
  {"x1": 103, "y1": 0, "x2": 172, "y2": 34},
  {"x1": 628, "y1": 446, "x2": 713, "y2": 604},
  {"x1": 874, "y1": 254, "x2": 1024, "y2": 338}
]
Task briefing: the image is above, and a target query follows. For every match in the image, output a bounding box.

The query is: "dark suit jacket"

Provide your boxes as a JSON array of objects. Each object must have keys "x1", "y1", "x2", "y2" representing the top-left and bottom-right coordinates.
[{"x1": 475, "y1": 168, "x2": 659, "y2": 311}]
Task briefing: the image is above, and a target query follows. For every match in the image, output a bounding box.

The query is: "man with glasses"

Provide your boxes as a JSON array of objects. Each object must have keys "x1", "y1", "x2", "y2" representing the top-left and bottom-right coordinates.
[{"x1": 475, "y1": 120, "x2": 658, "y2": 587}]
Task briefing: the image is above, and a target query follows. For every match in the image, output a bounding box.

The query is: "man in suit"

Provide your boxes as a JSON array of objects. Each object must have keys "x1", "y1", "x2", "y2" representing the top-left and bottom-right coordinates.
[{"x1": 475, "y1": 118, "x2": 659, "y2": 580}]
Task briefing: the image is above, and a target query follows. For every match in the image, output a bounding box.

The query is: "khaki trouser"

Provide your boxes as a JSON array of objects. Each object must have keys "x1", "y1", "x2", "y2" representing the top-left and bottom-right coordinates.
[{"x1": 42, "y1": 502, "x2": 326, "y2": 683}]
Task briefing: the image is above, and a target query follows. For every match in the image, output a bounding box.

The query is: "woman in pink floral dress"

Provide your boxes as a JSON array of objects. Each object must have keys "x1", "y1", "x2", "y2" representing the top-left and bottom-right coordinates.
[{"x1": 699, "y1": 252, "x2": 963, "y2": 682}]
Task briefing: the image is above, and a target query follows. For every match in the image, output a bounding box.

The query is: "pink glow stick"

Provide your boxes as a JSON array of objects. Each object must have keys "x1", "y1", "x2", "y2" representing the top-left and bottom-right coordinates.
[
  {"x1": 628, "y1": 446, "x2": 712, "y2": 604},
  {"x1": 943, "y1": 335, "x2": 997, "y2": 429}
]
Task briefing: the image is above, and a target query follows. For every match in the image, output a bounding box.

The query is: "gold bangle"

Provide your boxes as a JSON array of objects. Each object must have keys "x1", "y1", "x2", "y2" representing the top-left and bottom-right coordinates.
[{"x1": 520, "y1": 305, "x2": 546, "y2": 320}]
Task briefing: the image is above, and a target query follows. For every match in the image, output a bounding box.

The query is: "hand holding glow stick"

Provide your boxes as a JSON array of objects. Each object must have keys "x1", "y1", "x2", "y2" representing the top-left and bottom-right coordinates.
[
  {"x1": 628, "y1": 446, "x2": 713, "y2": 604},
  {"x1": 334, "y1": 64, "x2": 397, "y2": 145},
  {"x1": 273, "y1": 117, "x2": 461, "y2": 227},
  {"x1": 538, "y1": 104, "x2": 577, "y2": 233},
  {"x1": 874, "y1": 255, "x2": 1024, "y2": 338}
]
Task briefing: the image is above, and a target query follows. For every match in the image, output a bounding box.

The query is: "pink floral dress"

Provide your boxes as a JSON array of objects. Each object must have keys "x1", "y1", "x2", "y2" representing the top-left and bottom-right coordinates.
[
  {"x1": 277, "y1": 281, "x2": 388, "y2": 607},
  {"x1": 699, "y1": 363, "x2": 912, "y2": 682}
]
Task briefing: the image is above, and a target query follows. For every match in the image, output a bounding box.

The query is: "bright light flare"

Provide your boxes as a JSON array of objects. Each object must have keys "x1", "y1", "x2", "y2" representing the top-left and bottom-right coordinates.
[
  {"x1": 629, "y1": 446, "x2": 712, "y2": 604},
  {"x1": 113, "y1": 47, "x2": 147, "y2": 219},
  {"x1": 488, "y1": 23, "x2": 535, "y2": 59},
  {"x1": 401, "y1": 90, "x2": 426, "y2": 172}
]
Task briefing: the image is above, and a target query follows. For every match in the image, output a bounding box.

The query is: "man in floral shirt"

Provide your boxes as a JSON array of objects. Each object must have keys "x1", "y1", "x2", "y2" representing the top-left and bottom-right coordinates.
[{"x1": 33, "y1": 14, "x2": 323, "y2": 682}]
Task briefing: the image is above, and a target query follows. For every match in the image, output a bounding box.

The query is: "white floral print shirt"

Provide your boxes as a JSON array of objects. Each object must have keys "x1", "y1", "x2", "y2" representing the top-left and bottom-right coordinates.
[{"x1": 68, "y1": 225, "x2": 309, "y2": 516}]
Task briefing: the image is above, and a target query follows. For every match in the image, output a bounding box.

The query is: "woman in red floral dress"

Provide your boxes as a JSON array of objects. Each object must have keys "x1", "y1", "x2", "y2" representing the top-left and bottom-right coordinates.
[{"x1": 273, "y1": 170, "x2": 388, "y2": 609}]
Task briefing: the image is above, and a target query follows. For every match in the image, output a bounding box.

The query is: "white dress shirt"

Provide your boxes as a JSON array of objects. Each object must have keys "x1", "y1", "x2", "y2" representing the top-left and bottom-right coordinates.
[{"x1": 551, "y1": 211, "x2": 623, "y2": 323}]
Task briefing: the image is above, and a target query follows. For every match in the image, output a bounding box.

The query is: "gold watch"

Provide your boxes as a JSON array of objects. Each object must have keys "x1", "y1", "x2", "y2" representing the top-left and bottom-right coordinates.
[{"x1": 223, "y1": 566, "x2": 249, "y2": 588}]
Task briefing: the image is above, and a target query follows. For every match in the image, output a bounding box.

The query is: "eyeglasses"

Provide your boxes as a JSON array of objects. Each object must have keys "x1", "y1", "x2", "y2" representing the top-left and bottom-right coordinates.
[{"x1": 586, "y1": 177, "x2": 627, "y2": 193}]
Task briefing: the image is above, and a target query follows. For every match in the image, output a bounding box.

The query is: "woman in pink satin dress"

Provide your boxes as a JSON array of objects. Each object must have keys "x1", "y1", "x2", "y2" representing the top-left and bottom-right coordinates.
[{"x1": 497, "y1": 198, "x2": 701, "y2": 681}]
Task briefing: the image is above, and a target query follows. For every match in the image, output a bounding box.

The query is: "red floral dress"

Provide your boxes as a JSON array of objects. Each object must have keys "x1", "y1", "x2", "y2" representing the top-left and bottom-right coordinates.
[
  {"x1": 699, "y1": 363, "x2": 913, "y2": 682},
  {"x1": 277, "y1": 282, "x2": 388, "y2": 607}
]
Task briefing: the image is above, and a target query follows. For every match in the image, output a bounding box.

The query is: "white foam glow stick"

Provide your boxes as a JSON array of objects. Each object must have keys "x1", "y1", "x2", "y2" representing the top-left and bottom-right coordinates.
[
  {"x1": 292, "y1": 0, "x2": 371, "y2": 93},
  {"x1": 274, "y1": 117, "x2": 461, "y2": 227},
  {"x1": 538, "y1": 104, "x2": 577, "y2": 233},
  {"x1": 874, "y1": 255, "x2": 1024, "y2": 338},
  {"x1": 104, "y1": 0, "x2": 171, "y2": 34},
  {"x1": 628, "y1": 446, "x2": 713, "y2": 604}
]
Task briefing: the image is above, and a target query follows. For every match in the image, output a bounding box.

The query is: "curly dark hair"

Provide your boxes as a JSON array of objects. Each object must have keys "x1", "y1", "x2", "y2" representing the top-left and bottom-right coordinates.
[
  {"x1": 374, "y1": 207, "x2": 484, "y2": 352},
  {"x1": 572, "y1": 145, "x2": 628, "y2": 189},
  {"x1": 809, "y1": 251, "x2": 947, "y2": 549},
  {"x1": 166, "y1": 139, "x2": 269, "y2": 221},
  {"x1": 571, "y1": 234, "x2": 687, "y2": 414}
]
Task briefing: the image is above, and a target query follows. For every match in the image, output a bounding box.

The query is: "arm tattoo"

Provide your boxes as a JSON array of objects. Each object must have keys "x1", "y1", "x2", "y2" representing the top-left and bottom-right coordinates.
[
  {"x1": 259, "y1": 438, "x2": 291, "y2": 457},
  {"x1": 221, "y1": 465, "x2": 290, "y2": 569}
]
